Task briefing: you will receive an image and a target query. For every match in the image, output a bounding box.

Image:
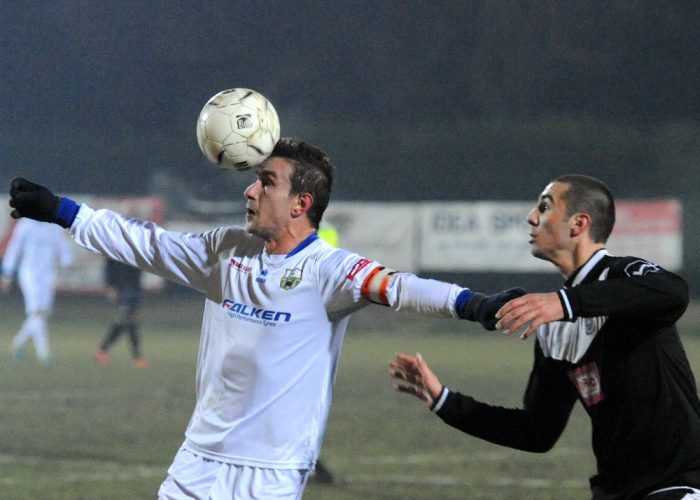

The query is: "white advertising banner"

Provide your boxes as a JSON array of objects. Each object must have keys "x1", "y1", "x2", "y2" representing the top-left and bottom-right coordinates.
[
  {"x1": 0, "y1": 198, "x2": 683, "y2": 287},
  {"x1": 418, "y1": 199, "x2": 683, "y2": 272},
  {"x1": 323, "y1": 202, "x2": 418, "y2": 272},
  {"x1": 418, "y1": 202, "x2": 551, "y2": 272}
]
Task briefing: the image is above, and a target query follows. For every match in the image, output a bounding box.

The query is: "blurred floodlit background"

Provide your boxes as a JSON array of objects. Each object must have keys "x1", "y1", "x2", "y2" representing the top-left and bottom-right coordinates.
[
  {"x1": 1, "y1": 3, "x2": 700, "y2": 498},
  {"x1": 2, "y1": 1, "x2": 700, "y2": 290}
]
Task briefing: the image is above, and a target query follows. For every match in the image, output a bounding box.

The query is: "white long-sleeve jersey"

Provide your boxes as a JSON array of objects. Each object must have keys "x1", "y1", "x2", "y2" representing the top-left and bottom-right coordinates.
[
  {"x1": 2, "y1": 218, "x2": 74, "y2": 313},
  {"x1": 70, "y1": 205, "x2": 465, "y2": 469}
]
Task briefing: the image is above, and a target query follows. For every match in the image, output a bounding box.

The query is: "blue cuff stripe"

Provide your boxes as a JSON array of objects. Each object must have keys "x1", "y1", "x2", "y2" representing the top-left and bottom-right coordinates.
[
  {"x1": 54, "y1": 197, "x2": 80, "y2": 228},
  {"x1": 455, "y1": 289, "x2": 475, "y2": 319}
]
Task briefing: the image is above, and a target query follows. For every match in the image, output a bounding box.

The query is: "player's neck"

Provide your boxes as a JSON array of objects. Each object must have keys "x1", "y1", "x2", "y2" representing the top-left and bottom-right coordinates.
[
  {"x1": 265, "y1": 227, "x2": 317, "y2": 255},
  {"x1": 555, "y1": 242, "x2": 606, "y2": 278}
]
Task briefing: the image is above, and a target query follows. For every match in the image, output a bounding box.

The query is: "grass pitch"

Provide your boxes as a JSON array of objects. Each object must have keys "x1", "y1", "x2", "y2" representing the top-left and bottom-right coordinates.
[{"x1": 1, "y1": 292, "x2": 699, "y2": 499}]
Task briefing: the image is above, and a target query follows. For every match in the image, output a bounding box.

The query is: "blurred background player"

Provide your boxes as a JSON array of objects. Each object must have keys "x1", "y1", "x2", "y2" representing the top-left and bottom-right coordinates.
[
  {"x1": 0, "y1": 218, "x2": 74, "y2": 365},
  {"x1": 94, "y1": 257, "x2": 148, "y2": 368}
]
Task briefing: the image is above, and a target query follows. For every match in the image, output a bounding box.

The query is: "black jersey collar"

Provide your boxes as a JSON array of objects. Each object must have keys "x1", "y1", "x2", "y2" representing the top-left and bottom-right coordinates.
[{"x1": 565, "y1": 248, "x2": 610, "y2": 288}]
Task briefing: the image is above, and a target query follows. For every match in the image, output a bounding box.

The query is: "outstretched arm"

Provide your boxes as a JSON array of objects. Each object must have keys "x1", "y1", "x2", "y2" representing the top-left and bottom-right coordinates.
[
  {"x1": 495, "y1": 259, "x2": 689, "y2": 340},
  {"x1": 321, "y1": 249, "x2": 525, "y2": 331},
  {"x1": 8, "y1": 177, "x2": 222, "y2": 297},
  {"x1": 360, "y1": 263, "x2": 525, "y2": 330},
  {"x1": 390, "y1": 348, "x2": 577, "y2": 453}
]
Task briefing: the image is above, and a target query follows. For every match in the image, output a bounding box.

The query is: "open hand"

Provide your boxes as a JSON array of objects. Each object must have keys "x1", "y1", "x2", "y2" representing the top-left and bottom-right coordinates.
[{"x1": 389, "y1": 353, "x2": 443, "y2": 406}]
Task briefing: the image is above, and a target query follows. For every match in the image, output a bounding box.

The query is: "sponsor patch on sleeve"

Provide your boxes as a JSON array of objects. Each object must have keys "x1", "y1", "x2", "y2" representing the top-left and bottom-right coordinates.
[{"x1": 347, "y1": 258, "x2": 372, "y2": 281}]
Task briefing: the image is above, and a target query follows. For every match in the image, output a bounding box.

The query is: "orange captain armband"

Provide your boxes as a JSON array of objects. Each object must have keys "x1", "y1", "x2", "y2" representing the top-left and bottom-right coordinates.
[{"x1": 360, "y1": 266, "x2": 396, "y2": 306}]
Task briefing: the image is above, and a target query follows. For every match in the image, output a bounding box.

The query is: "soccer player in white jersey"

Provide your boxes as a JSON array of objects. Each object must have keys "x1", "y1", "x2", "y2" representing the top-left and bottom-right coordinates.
[
  {"x1": 1, "y1": 218, "x2": 74, "y2": 365},
  {"x1": 7, "y1": 138, "x2": 519, "y2": 499}
]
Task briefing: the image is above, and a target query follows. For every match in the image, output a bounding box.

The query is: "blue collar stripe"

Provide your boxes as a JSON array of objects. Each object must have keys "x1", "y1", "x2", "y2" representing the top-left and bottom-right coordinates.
[{"x1": 286, "y1": 232, "x2": 319, "y2": 258}]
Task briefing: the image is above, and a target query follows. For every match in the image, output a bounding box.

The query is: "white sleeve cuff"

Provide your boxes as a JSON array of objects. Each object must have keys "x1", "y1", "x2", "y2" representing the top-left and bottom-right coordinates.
[
  {"x1": 558, "y1": 289, "x2": 573, "y2": 320},
  {"x1": 431, "y1": 386, "x2": 449, "y2": 413}
]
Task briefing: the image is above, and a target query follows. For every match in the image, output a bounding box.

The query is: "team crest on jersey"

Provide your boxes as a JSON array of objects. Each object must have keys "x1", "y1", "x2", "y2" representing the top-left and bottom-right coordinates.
[
  {"x1": 280, "y1": 267, "x2": 303, "y2": 290},
  {"x1": 624, "y1": 259, "x2": 661, "y2": 277}
]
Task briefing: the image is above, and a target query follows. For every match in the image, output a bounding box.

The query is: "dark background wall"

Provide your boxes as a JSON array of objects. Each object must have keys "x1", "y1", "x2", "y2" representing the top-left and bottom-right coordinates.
[{"x1": 2, "y1": 1, "x2": 699, "y2": 290}]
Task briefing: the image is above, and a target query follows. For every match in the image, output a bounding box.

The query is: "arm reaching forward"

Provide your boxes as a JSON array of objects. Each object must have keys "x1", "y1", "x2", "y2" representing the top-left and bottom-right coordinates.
[{"x1": 390, "y1": 353, "x2": 444, "y2": 407}]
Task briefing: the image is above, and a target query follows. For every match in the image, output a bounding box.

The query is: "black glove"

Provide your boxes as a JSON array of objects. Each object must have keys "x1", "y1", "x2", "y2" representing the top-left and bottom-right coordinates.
[
  {"x1": 462, "y1": 287, "x2": 526, "y2": 330},
  {"x1": 8, "y1": 177, "x2": 79, "y2": 228}
]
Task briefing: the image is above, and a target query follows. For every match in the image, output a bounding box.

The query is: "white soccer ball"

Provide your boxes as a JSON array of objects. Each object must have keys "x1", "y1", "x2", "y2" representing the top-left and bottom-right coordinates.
[{"x1": 196, "y1": 88, "x2": 281, "y2": 171}]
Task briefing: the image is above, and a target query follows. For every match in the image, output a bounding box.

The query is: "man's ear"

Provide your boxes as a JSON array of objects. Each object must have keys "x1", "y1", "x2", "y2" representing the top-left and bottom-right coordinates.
[
  {"x1": 570, "y1": 213, "x2": 592, "y2": 237},
  {"x1": 291, "y1": 192, "x2": 314, "y2": 219}
]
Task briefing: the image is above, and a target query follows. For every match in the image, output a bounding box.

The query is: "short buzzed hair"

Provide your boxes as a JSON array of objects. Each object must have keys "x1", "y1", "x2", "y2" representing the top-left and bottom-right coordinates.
[
  {"x1": 556, "y1": 174, "x2": 615, "y2": 243},
  {"x1": 269, "y1": 138, "x2": 334, "y2": 229}
]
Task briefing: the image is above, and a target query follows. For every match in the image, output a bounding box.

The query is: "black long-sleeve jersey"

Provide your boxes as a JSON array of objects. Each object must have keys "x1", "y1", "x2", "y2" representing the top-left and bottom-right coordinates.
[{"x1": 435, "y1": 249, "x2": 700, "y2": 499}]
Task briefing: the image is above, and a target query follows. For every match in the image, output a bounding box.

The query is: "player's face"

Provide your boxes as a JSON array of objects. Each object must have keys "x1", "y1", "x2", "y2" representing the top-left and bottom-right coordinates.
[
  {"x1": 526, "y1": 182, "x2": 573, "y2": 262},
  {"x1": 243, "y1": 157, "x2": 297, "y2": 240}
]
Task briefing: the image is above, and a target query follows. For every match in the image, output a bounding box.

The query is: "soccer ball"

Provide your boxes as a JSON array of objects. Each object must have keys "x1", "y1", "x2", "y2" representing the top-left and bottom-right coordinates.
[{"x1": 196, "y1": 88, "x2": 281, "y2": 171}]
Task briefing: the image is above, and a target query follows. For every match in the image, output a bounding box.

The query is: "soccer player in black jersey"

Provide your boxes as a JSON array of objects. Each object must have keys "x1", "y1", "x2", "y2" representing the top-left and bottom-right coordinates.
[
  {"x1": 391, "y1": 174, "x2": 700, "y2": 499},
  {"x1": 94, "y1": 258, "x2": 148, "y2": 368}
]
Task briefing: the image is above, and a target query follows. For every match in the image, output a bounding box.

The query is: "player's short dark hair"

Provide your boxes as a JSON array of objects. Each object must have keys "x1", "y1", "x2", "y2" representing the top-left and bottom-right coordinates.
[
  {"x1": 270, "y1": 138, "x2": 334, "y2": 229},
  {"x1": 555, "y1": 174, "x2": 615, "y2": 243}
]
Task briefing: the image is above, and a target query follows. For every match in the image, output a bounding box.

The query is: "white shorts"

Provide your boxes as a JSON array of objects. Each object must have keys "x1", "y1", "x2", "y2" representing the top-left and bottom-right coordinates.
[
  {"x1": 19, "y1": 270, "x2": 56, "y2": 314},
  {"x1": 158, "y1": 446, "x2": 310, "y2": 499}
]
